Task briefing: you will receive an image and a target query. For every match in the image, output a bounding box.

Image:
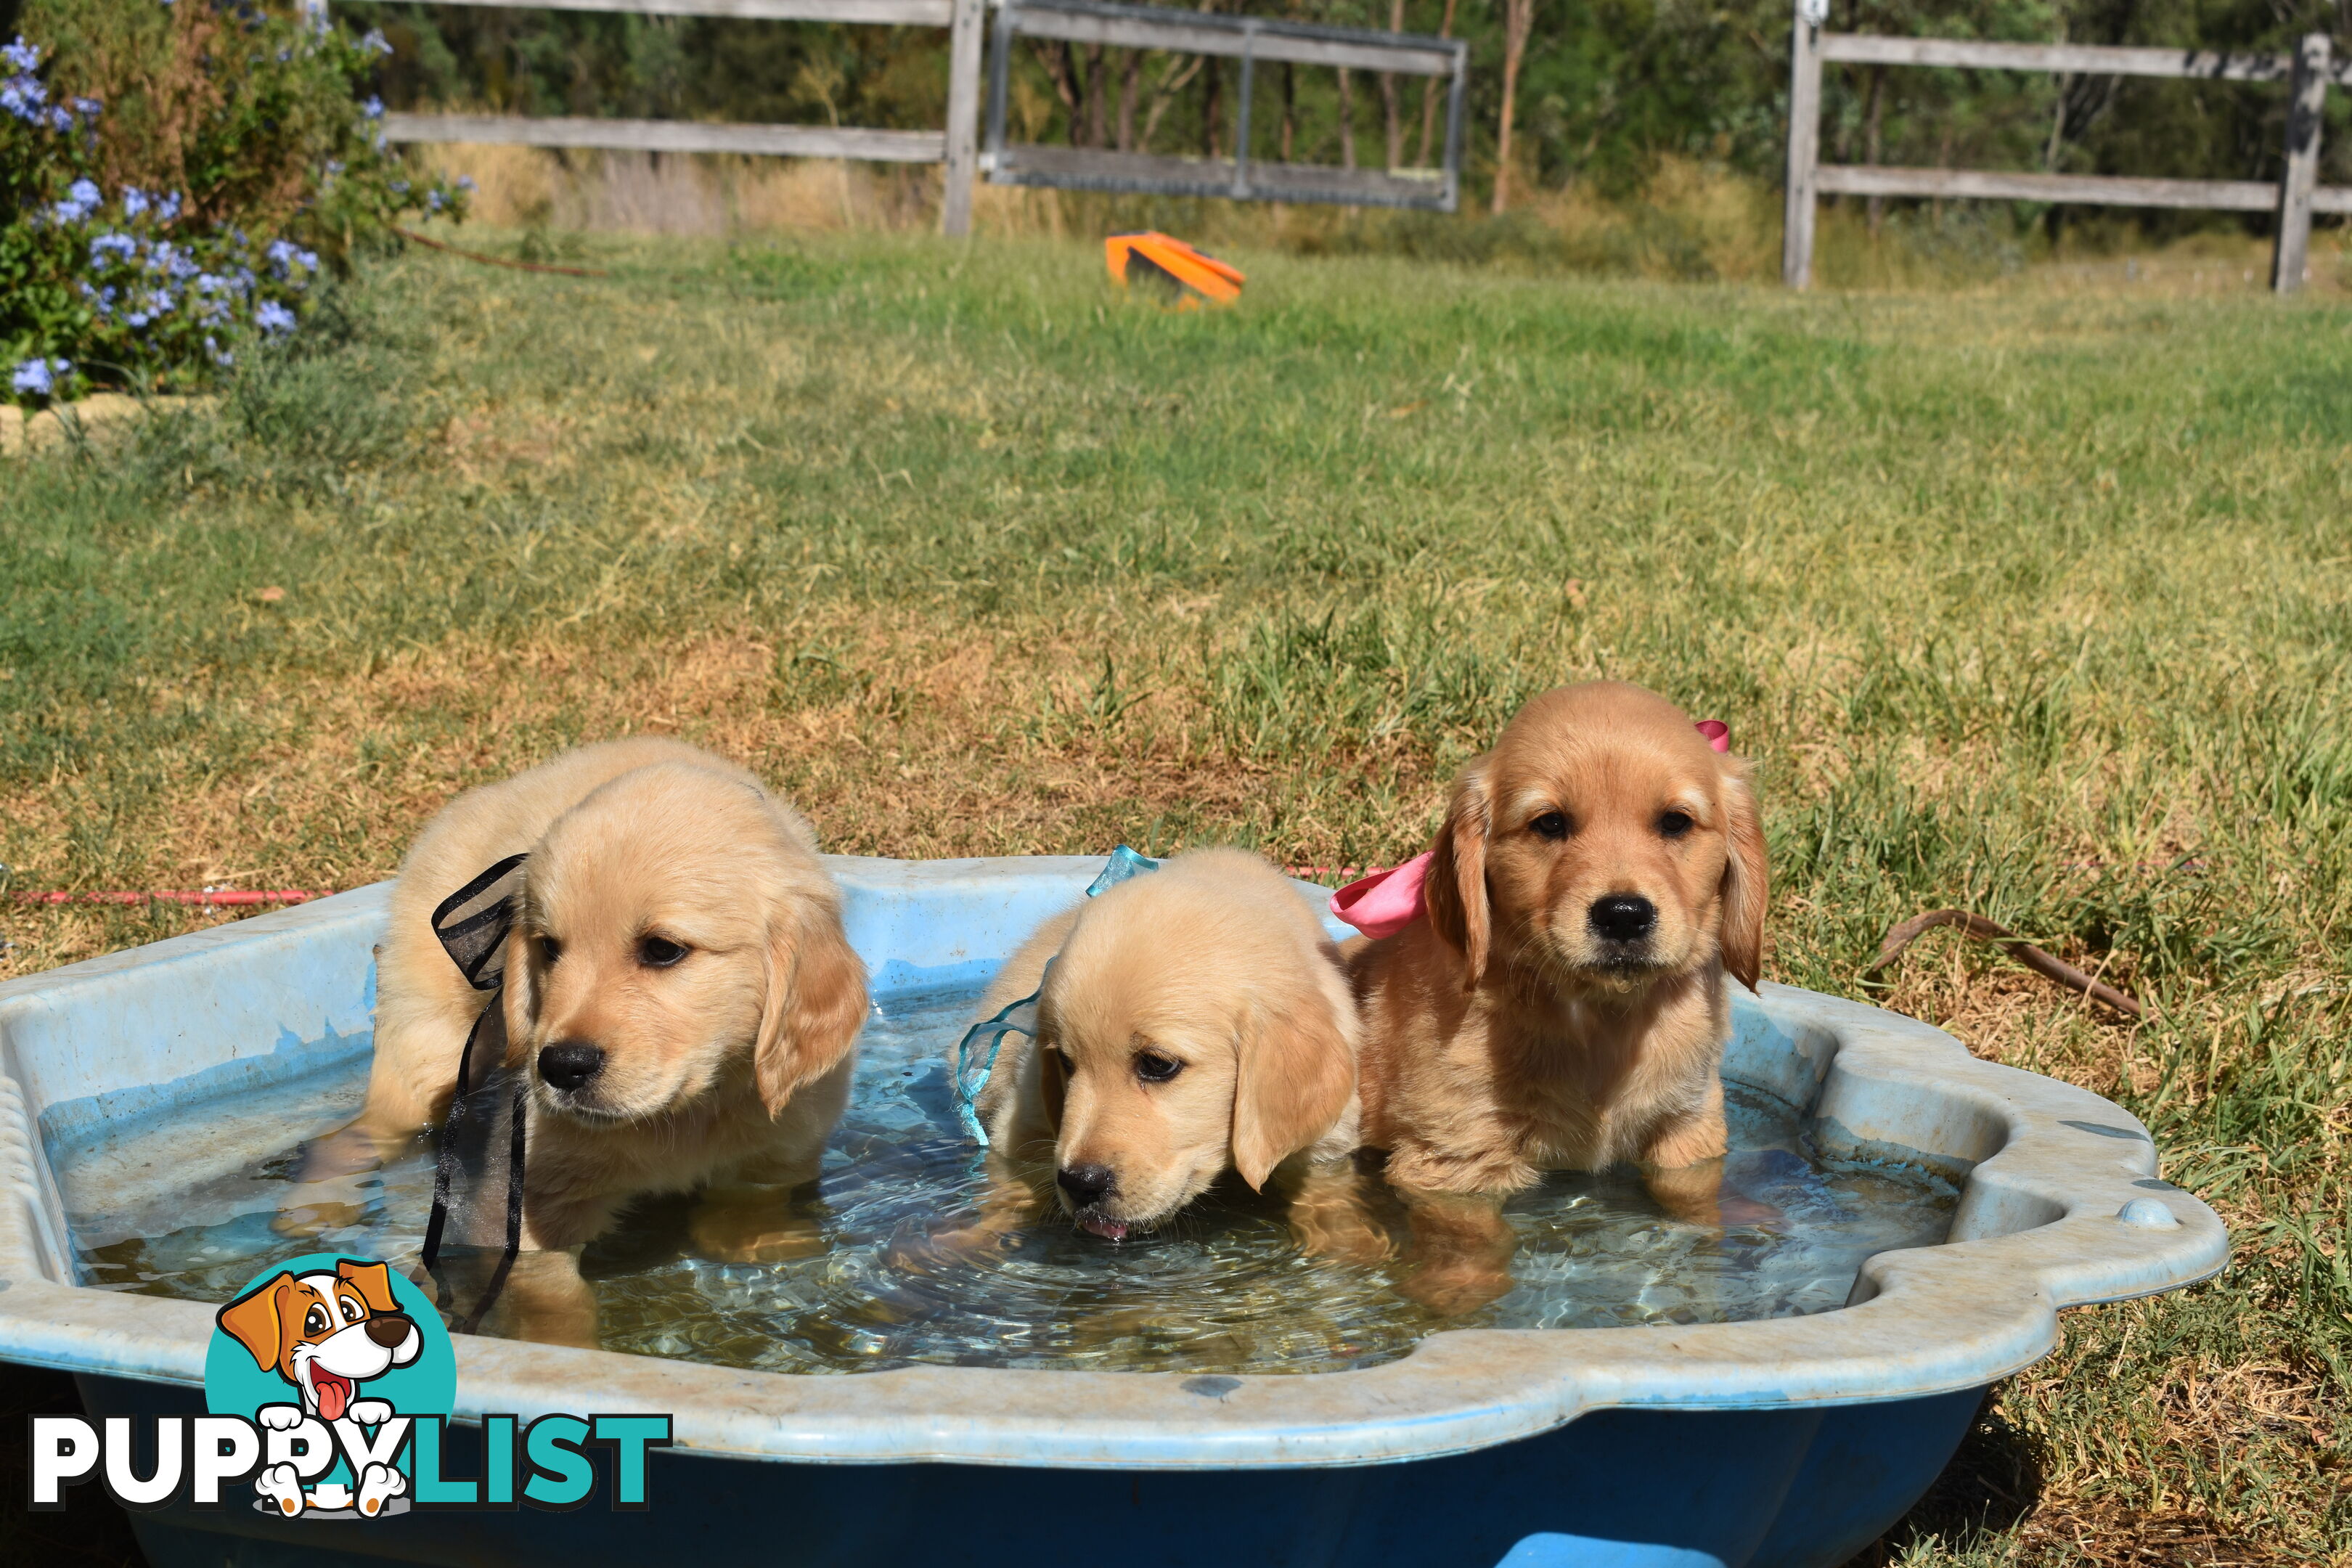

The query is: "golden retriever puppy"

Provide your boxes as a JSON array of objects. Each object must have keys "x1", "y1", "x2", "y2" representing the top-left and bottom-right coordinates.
[
  {"x1": 1349, "y1": 681, "x2": 1768, "y2": 1307},
  {"x1": 300, "y1": 738, "x2": 866, "y2": 1268},
  {"x1": 957, "y1": 849, "x2": 1360, "y2": 1243}
]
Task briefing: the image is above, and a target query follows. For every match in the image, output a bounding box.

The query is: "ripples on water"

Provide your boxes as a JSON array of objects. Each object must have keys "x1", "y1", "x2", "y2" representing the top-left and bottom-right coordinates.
[{"x1": 61, "y1": 986, "x2": 1956, "y2": 1376}]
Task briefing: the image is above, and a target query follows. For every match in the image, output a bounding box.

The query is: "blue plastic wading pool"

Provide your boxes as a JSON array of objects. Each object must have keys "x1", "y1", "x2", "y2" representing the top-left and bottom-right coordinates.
[{"x1": 0, "y1": 857, "x2": 2227, "y2": 1568}]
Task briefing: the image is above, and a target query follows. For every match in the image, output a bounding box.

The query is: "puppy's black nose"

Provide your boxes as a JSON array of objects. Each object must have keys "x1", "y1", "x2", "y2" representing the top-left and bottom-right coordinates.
[
  {"x1": 537, "y1": 1041, "x2": 605, "y2": 1092},
  {"x1": 1588, "y1": 894, "x2": 1657, "y2": 942},
  {"x1": 364, "y1": 1313, "x2": 413, "y2": 1349},
  {"x1": 1056, "y1": 1164, "x2": 1116, "y2": 1206}
]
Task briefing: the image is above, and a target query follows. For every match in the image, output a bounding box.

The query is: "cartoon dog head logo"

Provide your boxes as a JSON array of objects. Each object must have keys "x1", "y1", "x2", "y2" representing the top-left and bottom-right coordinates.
[
  {"x1": 206, "y1": 1254, "x2": 452, "y2": 1521},
  {"x1": 219, "y1": 1259, "x2": 422, "y2": 1424}
]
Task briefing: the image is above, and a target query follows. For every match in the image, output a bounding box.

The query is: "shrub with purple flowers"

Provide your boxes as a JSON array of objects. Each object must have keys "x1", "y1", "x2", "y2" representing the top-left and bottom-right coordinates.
[{"x1": 4, "y1": 1, "x2": 469, "y2": 406}]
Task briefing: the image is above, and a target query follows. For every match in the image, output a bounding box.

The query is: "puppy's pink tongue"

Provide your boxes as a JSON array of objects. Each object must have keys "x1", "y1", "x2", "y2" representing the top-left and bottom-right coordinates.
[
  {"x1": 1079, "y1": 1216, "x2": 1129, "y2": 1241},
  {"x1": 316, "y1": 1374, "x2": 350, "y2": 1423}
]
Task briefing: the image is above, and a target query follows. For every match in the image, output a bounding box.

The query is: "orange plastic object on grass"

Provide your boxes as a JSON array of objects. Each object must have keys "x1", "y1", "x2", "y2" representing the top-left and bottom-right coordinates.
[{"x1": 1104, "y1": 232, "x2": 1245, "y2": 307}]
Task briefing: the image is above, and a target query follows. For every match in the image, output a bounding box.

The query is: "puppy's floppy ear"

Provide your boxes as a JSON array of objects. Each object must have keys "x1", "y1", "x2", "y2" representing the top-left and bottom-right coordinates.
[
  {"x1": 1422, "y1": 755, "x2": 1495, "y2": 989},
  {"x1": 1718, "y1": 765, "x2": 1769, "y2": 993},
  {"x1": 337, "y1": 1259, "x2": 400, "y2": 1315},
  {"x1": 756, "y1": 894, "x2": 868, "y2": 1116},
  {"x1": 1231, "y1": 964, "x2": 1358, "y2": 1191},
  {"x1": 497, "y1": 923, "x2": 538, "y2": 1072},
  {"x1": 217, "y1": 1275, "x2": 295, "y2": 1373}
]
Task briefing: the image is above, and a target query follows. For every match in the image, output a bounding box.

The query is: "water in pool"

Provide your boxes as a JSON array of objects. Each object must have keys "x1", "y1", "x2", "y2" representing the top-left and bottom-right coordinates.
[{"x1": 59, "y1": 985, "x2": 1957, "y2": 1376}]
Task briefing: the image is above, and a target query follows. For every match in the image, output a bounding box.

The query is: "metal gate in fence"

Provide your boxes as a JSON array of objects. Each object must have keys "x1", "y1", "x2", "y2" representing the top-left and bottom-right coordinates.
[
  {"x1": 1784, "y1": 11, "x2": 2348, "y2": 293},
  {"x1": 371, "y1": 0, "x2": 1466, "y2": 234},
  {"x1": 985, "y1": 0, "x2": 1466, "y2": 211}
]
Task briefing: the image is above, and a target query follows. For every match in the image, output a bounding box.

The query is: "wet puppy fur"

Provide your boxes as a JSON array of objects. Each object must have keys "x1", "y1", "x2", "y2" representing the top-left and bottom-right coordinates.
[
  {"x1": 1350, "y1": 682, "x2": 1768, "y2": 1308},
  {"x1": 290, "y1": 739, "x2": 866, "y2": 1340},
  {"x1": 957, "y1": 849, "x2": 1362, "y2": 1244}
]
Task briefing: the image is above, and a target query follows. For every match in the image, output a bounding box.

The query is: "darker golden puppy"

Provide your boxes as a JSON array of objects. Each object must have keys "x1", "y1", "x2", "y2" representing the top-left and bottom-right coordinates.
[
  {"x1": 1350, "y1": 682, "x2": 1768, "y2": 1303},
  {"x1": 295, "y1": 739, "x2": 866, "y2": 1281},
  {"x1": 959, "y1": 849, "x2": 1360, "y2": 1241}
]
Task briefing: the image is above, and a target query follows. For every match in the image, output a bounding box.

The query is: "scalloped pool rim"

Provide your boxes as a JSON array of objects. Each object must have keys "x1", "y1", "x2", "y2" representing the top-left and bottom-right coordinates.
[{"x1": 0, "y1": 856, "x2": 2227, "y2": 1471}]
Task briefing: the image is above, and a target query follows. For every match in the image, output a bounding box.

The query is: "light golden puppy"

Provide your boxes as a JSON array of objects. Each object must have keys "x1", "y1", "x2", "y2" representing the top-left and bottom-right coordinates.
[
  {"x1": 301, "y1": 738, "x2": 866, "y2": 1271},
  {"x1": 1351, "y1": 682, "x2": 1768, "y2": 1304},
  {"x1": 960, "y1": 849, "x2": 1361, "y2": 1241}
]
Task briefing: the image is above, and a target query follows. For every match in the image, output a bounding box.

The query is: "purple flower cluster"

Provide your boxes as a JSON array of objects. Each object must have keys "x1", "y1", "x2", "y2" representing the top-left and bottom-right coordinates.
[
  {"x1": 11, "y1": 356, "x2": 70, "y2": 396},
  {"x1": 265, "y1": 237, "x2": 321, "y2": 279},
  {"x1": 53, "y1": 176, "x2": 312, "y2": 362},
  {"x1": 2, "y1": 36, "x2": 97, "y2": 134},
  {"x1": 52, "y1": 177, "x2": 99, "y2": 224}
]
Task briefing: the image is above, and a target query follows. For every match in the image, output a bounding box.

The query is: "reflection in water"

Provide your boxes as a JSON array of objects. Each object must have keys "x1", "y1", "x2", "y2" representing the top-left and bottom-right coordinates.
[{"x1": 61, "y1": 987, "x2": 1956, "y2": 1376}]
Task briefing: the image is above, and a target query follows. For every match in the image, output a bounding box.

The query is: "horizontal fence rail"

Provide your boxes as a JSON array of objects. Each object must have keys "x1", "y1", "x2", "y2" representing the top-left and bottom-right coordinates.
[
  {"x1": 405, "y1": 0, "x2": 952, "y2": 20},
  {"x1": 383, "y1": 114, "x2": 947, "y2": 163},
  {"x1": 984, "y1": 0, "x2": 1469, "y2": 211},
  {"x1": 1784, "y1": 20, "x2": 2344, "y2": 293},
  {"x1": 1817, "y1": 34, "x2": 2319, "y2": 81},
  {"x1": 365, "y1": 0, "x2": 987, "y2": 232}
]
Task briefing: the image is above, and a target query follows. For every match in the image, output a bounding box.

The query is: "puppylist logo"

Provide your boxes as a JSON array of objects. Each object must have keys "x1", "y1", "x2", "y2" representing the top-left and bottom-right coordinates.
[{"x1": 30, "y1": 1253, "x2": 673, "y2": 1516}]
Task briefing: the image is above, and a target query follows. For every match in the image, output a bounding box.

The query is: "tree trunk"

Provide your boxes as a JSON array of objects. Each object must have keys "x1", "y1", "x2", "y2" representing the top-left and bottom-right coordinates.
[
  {"x1": 1204, "y1": 57, "x2": 1222, "y2": 158},
  {"x1": 1036, "y1": 41, "x2": 1083, "y2": 144},
  {"x1": 1416, "y1": 0, "x2": 1458, "y2": 167},
  {"x1": 1378, "y1": 0, "x2": 1405, "y2": 170},
  {"x1": 1932, "y1": 123, "x2": 1951, "y2": 226},
  {"x1": 1117, "y1": 50, "x2": 1142, "y2": 151},
  {"x1": 1338, "y1": 68, "x2": 1356, "y2": 168},
  {"x1": 1281, "y1": 60, "x2": 1296, "y2": 160},
  {"x1": 2044, "y1": 70, "x2": 2067, "y2": 250},
  {"x1": 1491, "y1": 0, "x2": 1534, "y2": 214},
  {"x1": 1863, "y1": 64, "x2": 1885, "y2": 237},
  {"x1": 1085, "y1": 43, "x2": 1108, "y2": 148}
]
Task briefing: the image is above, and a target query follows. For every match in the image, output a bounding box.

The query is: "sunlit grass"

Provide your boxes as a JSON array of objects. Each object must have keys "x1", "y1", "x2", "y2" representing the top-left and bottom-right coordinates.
[{"x1": 1, "y1": 232, "x2": 2348, "y2": 1562}]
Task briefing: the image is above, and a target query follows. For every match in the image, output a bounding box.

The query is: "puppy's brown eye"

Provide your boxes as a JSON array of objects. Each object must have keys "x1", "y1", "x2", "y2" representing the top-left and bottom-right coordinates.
[
  {"x1": 1657, "y1": 811, "x2": 1694, "y2": 839},
  {"x1": 1053, "y1": 1048, "x2": 1075, "y2": 1075},
  {"x1": 539, "y1": 936, "x2": 561, "y2": 963},
  {"x1": 1135, "y1": 1050, "x2": 1183, "y2": 1084},
  {"x1": 637, "y1": 936, "x2": 688, "y2": 968},
  {"x1": 304, "y1": 1306, "x2": 329, "y2": 1336},
  {"x1": 1530, "y1": 812, "x2": 1569, "y2": 841}
]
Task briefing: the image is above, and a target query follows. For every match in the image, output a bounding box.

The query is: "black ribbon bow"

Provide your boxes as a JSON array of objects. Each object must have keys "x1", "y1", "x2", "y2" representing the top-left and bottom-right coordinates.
[{"x1": 420, "y1": 852, "x2": 530, "y2": 1336}]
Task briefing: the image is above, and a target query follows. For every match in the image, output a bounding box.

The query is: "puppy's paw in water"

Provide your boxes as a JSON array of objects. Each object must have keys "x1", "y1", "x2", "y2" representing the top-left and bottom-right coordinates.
[
  {"x1": 1283, "y1": 1163, "x2": 1395, "y2": 1265},
  {"x1": 1294, "y1": 1214, "x2": 1395, "y2": 1267},
  {"x1": 1396, "y1": 1235, "x2": 1515, "y2": 1315},
  {"x1": 1715, "y1": 1194, "x2": 1787, "y2": 1233},
  {"x1": 271, "y1": 1196, "x2": 367, "y2": 1242},
  {"x1": 886, "y1": 1217, "x2": 1018, "y2": 1273},
  {"x1": 274, "y1": 1124, "x2": 399, "y2": 1239},
  {"x1": 687, "y1": 1200, "x2": 824, "y2": 1264},
  {"x1": 1397, "y1": 1257, "x2": 1517, "y2": 1316}
]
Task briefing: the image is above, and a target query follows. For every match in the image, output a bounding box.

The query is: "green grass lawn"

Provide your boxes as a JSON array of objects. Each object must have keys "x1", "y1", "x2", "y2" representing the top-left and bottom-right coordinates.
[{"x1": 3, "y1": 234, "x2": 2348, "y2": 1564}]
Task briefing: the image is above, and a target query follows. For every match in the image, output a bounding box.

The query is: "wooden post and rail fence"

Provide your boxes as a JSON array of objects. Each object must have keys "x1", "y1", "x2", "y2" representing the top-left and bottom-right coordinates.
[
  {"x1": 364, "y1": 0, "x2": 1466, "y2": 235},
  {"x1": 1784, "y1": 16, "x2": 2346, "y2": 294}
]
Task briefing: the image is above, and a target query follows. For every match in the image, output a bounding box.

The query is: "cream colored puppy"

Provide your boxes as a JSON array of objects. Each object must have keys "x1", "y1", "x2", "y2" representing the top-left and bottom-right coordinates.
[
  {"x1": 961, "y1": 849, "x2": 1360, "y2": 1241},
  {"x1": 298, "y1": 738, "x2": 866, "y2": 1266}
]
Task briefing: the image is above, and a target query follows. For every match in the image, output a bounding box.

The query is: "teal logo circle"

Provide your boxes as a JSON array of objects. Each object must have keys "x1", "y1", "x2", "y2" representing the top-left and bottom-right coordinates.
[{"x1": 204, "y1": 1254, "x2": 454, "y2": 1515}]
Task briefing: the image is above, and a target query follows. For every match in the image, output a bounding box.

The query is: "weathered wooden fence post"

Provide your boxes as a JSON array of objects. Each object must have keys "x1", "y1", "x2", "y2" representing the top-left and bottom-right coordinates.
[
  {"x1": 1783, "y1": 0, "x2": 1824, "y2": 288},
  {"x1": 2272, "y1": 31, "x2": 2329, "y2": 294},
  {"x1": 941, "y1": 0, "x2": 987, "y2": 236}
]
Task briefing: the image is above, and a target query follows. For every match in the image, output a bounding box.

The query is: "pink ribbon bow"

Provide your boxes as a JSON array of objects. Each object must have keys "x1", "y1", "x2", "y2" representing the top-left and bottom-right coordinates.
[{"x1": 1329, "y1": 720, "x2": 1730, "y2": 936}]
